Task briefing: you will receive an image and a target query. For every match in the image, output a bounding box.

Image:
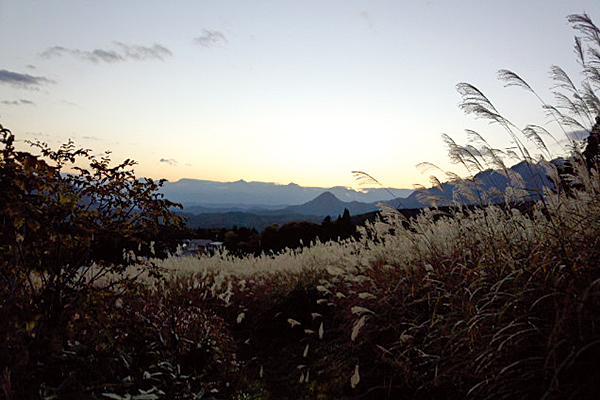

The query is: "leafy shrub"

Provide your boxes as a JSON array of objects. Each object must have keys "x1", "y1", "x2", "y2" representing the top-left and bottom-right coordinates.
[{"x1": 0, "y1": 126, "x2": 186, "y2": 398}]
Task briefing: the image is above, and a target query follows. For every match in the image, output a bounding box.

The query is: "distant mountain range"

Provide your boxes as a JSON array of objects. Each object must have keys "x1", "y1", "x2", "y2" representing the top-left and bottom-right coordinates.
[
  {"x1": 178, "y1": 191, "x2": 384, "y2": 230},
  {"x1": 172, "y1": 160, "x2": 561, "y2": 230},
  {"x1": 160, "y1": 179, "x2": 412, "y2": 210}
]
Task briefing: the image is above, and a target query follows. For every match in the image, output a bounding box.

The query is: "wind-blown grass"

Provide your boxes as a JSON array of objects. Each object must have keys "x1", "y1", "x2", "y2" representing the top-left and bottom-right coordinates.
[{"x1": 125, "y1": 165, "x2": 599, "y2": 399}]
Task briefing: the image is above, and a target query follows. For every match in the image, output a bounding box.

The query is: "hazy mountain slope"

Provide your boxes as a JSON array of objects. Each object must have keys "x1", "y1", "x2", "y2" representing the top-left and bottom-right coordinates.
[
  {"x1": 280, "y1": 191, "x2": 379, "y2": 216},
  {"x1": 180, "y1": 211, "x2": 324, "y2": 230},
  {"x1": 160, "y1": 178, "x2": 412, "y2": 208},
  {"x1": 181, "y1": 192, "x2": 377, "y2": 229}
]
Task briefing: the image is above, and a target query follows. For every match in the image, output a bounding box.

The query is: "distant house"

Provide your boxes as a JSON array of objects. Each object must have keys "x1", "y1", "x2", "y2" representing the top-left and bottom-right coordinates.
[{"x1": 181, "y1": 239, "x2": 223, "y2": 255}]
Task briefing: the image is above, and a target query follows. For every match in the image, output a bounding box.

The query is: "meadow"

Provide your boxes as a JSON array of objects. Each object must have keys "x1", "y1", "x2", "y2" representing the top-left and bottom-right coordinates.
[
  {"x1": 2, "y1": 13, "x2": 600, "y2": 400},
  {"x1": 120, "y1": 173, "x2": 600, "y2": 399}
]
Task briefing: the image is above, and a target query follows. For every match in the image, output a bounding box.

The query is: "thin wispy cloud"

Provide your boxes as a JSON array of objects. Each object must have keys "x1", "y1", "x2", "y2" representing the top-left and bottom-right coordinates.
[
  {"x1": 115, "y1": 42, "x2": 172, "y2": 60},
  {"x1": 40, "y1": 42, "x2": 172, "y2": 63},
  {"x1": 41, "y1": 46, "x2": 122, "y2": 62},
  {"x1": 0, "y1": 69, "x2": 55, "y2": 89},
  {"x1": 1, "y1": 99, "x2": 35, "y2": 106},
  {"x1": 194, "y1": 29, "x2": 228, "y2": 47},
  {"x1": 159, "y1": 158, "x2": 178, "y2": 166}
]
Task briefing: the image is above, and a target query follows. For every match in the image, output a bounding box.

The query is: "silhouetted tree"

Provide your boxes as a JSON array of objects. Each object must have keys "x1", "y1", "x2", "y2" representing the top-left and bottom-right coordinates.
[
  {"x1": 259, "y1": 223, "x2": 281, "y2": 253},
  {"x1": 223, "y1": 227, "x2": 260, "y2": 254},
  {"x1": 0, "y1": 123, "x2": 183, "y2": 337},
  {"x1": 335, "y1": 208, "x2": 355, "y2": 240},
  {"x1": 278, "y1": 221, "x2": 321, "y2": 250}
]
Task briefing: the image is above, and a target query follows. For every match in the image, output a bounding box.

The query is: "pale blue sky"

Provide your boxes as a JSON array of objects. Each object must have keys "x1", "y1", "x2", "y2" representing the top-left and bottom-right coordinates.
[{"x1": 2, "y1": 0, "x2": 599, "y2": 188}]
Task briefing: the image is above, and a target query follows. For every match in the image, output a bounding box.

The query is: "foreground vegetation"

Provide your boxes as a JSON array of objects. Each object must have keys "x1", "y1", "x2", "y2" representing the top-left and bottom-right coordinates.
[
  {"x1": 2, "y1": 12, "x2": 600, "y2": 400},
  {"x1": 5, "y1": 162, "x2": 599, "y2": 399}
]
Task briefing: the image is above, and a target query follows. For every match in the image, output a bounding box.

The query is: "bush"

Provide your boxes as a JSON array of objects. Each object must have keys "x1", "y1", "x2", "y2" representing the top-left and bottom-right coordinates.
[{"x1": 0, "y1": 125, "x2": 186, "y2": 398}]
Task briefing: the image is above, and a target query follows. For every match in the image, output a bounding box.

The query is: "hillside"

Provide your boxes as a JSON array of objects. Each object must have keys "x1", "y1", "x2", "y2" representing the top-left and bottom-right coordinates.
[
  {"x1": 179, "y1": 192, "x2": 373, "y2": 229},
  {"x1": 180, "y1": 210, "x2": 324, "y2": 230},
  {"x1": 280, "y1": 191, "x2": 379, "y2": 216}
]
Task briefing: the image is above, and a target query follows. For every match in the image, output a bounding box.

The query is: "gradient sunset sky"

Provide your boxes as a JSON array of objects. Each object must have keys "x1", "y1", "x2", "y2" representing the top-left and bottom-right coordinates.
[{"x1": 2, "y1": 0, "x2": 599, "y2": 189}]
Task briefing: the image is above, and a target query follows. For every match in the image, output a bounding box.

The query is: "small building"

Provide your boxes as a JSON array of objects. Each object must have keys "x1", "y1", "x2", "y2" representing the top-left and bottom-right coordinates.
[{"x1": 181, "y1": 239, "x2": 223, "y2": 255}]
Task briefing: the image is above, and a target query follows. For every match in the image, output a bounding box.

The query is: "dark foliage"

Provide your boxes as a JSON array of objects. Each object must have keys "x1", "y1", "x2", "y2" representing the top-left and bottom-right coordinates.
[
  {"x1": 220, "y1": 208, "x2": 358, "y2": 255},
  {"x1": 0, "y1": 125, "x2": 191, "y2": 399}
]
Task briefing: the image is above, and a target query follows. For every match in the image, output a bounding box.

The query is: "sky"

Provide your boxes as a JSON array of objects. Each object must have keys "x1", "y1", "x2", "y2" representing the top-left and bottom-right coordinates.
[{"x1": 2, "y1": 0, "x2": 600, "y2": 189}]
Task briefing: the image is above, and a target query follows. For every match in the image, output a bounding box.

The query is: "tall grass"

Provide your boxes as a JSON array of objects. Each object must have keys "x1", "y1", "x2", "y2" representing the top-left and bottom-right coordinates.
[
  {"x1": 413, "y1": 14, "x2": 599, "y2": 209},
  {"x1": 132, "y1": 163, "x2": 599, "y2": 398}
]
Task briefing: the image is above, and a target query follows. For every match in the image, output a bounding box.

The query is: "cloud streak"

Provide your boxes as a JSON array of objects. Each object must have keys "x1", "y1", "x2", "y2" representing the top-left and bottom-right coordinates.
[
  {"x1": 159, "y1": 158, "x2": 178, "y2": 166},
  {"x1": 1, "y1": 99, "x2": 35, "y2": 106},
  {"x1": 40, "y1": 42, "x2": 172, "y2": 63},
  {"x1": 0, "y1": 70, "x2": 55, "y2": 89},
  {"x1": 194, "y1": 29, "x2": 228, "y2": 47}
]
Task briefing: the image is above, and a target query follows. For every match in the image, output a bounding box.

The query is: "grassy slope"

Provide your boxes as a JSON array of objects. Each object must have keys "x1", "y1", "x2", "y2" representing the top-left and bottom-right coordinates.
[{"x1": 119, "y1": 169, "x2": 599, "y2": 400}]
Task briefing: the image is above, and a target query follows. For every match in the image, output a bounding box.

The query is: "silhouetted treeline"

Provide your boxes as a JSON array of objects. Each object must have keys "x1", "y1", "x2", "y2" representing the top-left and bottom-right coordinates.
[{"x1": 193, "y1": 208, "x2": 357, "y2": 255}]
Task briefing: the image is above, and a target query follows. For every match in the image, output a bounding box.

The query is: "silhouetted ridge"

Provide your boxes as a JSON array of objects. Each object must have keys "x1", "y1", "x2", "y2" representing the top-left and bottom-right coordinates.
[{"x1": 283, "y1": 191, "x2": 378, "y2": 216}]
